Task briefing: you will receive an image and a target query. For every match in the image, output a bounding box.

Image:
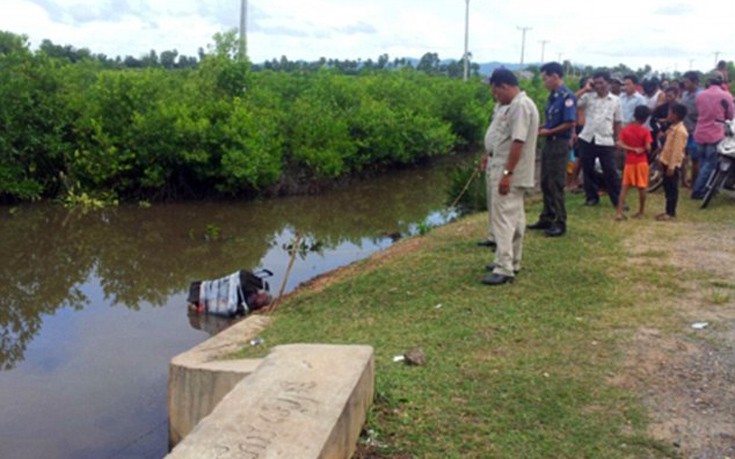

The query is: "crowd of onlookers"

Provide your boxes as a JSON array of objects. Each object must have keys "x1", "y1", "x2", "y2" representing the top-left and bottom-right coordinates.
[
  {"x1": 477, "y1": 61, "x2": 734, "y2": 286},
  {"x1": 561, "y1": 61, "x2": 734, "y2": 221}
]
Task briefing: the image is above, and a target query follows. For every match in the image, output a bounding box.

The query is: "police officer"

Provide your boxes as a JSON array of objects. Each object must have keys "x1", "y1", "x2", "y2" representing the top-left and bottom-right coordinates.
[
  {"x1": 481, "y1": 69, "x2": 539, "y2": 286},
  {"x1": 528, "y1": 61, "x2": 576, "y2": 237}
]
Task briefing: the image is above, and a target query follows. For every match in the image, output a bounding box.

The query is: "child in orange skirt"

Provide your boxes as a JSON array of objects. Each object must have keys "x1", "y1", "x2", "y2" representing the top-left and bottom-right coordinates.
[{"x1": 616, "y1": 105, "x2": 653, "y2": 220}]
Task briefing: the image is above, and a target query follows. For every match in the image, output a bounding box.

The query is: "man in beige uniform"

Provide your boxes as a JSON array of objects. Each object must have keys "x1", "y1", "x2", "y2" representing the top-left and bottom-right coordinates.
[
  {"x1": 477, "y1": 101, "x2": 505, "y2": 249},
  {"x1": 481, "y1": 69, "x2": 539, "y2": 286}
]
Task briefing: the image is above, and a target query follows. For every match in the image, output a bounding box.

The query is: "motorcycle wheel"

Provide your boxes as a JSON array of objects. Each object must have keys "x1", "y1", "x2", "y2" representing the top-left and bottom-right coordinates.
[
  {"x1": 701, "y1": 169, "x2": 727, "y2": 209},
  {"x1": 647, "y1": 148, "x2": 663, "y2": 193}
]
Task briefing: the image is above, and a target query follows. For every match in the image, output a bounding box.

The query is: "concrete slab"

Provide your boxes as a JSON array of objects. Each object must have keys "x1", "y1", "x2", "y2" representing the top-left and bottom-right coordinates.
[
  {"x1": 168, "y1": 315, "x2": 271, "y2": 447},
  {"x1": 167, "y1": 344, "x2": 374, "y2": 459}
]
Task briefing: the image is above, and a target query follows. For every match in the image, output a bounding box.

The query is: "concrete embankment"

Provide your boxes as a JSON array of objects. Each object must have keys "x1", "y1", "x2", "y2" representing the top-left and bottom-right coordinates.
[{"x1": 167, "y1": 315, "x2": 374, "y2": 458}]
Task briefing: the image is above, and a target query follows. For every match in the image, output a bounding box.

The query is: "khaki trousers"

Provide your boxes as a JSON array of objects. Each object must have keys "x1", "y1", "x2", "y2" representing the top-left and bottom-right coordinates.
[
  {"x1": 490, "y1": 169, "x2": 527, "y2": 276},
  {"x1": 484, "y1": 163, "x2": 495, "y2": 242}
]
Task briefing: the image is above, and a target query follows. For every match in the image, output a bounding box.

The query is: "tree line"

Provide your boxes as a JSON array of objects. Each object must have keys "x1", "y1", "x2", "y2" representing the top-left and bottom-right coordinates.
[
  {"x1": 13, "y1": 32, "x2": 483, "y2": 78},
  {"x1": 0, "y1": 30, "x2": 500, "y2": 204},
  {"x1": 8, "y1": 26, "x2": 700, "y2": 205}
]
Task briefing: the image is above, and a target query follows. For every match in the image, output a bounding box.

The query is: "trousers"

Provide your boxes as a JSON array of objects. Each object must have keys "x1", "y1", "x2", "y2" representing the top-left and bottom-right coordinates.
[
  {"x1": 579, "y1": 139, "x2": 620, "y2": 206},
  {"x1": 490, "y1": 168, "x2": 527, "y2": 276},
  {"x1": 538, "y1": 137, "x2": 569, "y2": 225}
]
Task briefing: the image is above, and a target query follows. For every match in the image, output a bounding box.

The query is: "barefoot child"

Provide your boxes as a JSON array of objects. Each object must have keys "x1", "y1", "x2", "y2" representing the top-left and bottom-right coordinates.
[
  {"x1": 616, "y1": 105, "x2": 653, "y2": 220},
  {"x1": 656, "y1": 103, "x2": 688, "y2": 221}
]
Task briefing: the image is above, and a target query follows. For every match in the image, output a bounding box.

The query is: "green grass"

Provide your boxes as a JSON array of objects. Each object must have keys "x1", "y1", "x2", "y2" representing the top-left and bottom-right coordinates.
[{"x1": 234, "y1": 190, "x2": 734, "y2": 458}]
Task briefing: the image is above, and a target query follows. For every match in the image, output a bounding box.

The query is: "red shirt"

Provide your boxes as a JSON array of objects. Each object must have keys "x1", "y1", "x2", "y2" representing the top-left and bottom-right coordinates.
[{"x1": 619, "y1": 122, "x2": 652, "y2": 165}]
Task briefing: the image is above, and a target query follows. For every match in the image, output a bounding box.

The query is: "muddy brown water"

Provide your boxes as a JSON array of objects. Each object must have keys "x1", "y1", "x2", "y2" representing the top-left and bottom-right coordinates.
[{"x1": 0, "y1": 156, "x2": 472, "y2": 459}]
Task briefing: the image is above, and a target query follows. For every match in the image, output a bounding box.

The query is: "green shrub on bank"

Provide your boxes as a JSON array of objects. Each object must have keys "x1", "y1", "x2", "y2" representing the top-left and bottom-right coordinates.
[
  {"x1": 0, "y1": 30, "x2": 507, "y2": 203},
  {"x1": 0, "y1": 33, "x2": 70, "y2": 200}
]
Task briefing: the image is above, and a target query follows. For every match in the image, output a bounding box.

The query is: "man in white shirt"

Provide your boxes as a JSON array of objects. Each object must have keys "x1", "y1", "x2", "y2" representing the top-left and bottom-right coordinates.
[
  {"x1": 620, "y1": 74, "x2": 646, "y2": 125},
  {"x1": 575, "y1": 71, "x2": 623, "y2": 207}
]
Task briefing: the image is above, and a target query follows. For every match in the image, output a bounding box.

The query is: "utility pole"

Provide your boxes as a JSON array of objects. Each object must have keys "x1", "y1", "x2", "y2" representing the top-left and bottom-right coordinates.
[
  {"x1": 463, "y1": 0, "x2": 470, "y2": 81},
  {"x1": 517, "y1": 26, "x2": 532, "y2": 66},
  {"x1": 714, "y1": 51, "x2": 721, "y2": 66},
  {"x1": 689, "y1": 59, "x2": 694, "y2": 70},
  {"x1": 239, "y1": 0, "x2": 248, "y2": 61},
  {"x1": 539, "y1": 39, "x2": 549, "y2": 64}
]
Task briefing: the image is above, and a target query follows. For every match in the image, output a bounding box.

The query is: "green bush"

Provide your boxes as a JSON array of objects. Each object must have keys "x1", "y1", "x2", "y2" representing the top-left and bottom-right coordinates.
[
  {"x1": 0, "y1": 34, "x2": 70, "y2": 201},
  {"x1": 0, "y1": 30, "x2": 550, "y2": 203}
]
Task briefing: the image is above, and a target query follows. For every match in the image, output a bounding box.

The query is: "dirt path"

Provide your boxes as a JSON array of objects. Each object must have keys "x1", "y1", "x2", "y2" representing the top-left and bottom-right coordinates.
[{"x1": 620, "y1": 221, "x2": 735, "y2": 457}]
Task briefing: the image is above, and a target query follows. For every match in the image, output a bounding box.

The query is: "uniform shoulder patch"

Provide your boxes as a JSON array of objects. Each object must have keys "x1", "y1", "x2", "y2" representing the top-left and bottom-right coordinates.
[{"x1": 564, "y1": 99, "x2": 574, "y2": 107}]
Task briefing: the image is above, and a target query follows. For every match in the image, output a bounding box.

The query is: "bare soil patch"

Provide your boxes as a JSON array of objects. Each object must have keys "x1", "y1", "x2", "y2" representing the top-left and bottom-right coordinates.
[{"x1": 620, "y1": 222, "x2": 735, "y2": 457}]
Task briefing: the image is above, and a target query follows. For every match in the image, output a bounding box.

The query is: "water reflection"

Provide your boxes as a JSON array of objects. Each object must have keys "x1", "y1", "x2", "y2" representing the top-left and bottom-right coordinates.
[
  {"x1": 0, "y1": 157, "x2": 464, "y2": 370},
  {"x1": 0, "y1": 155, "x2": 467, "y2": 458}
]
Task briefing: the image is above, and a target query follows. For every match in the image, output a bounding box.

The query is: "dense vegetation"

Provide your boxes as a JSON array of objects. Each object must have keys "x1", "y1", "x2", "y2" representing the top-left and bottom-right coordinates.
[
  {"x1": 6, "y1": 27, "x2": 727, "y2": 205},
  {"x1": 0, "y1": 30, "x2": 506, "y2": 204}
]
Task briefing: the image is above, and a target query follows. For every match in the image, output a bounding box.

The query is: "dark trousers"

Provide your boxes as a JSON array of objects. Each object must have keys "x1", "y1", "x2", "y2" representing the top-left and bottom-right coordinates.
[
  {"x1": 663, "y1": 168, "x2": 680, "y2": 216},
  {"x1": 579, "y1": 139, "x2": 620, "y2": 206},
  {"x1": 539, "y1": 137, "x2": 568, "y2": 226}
]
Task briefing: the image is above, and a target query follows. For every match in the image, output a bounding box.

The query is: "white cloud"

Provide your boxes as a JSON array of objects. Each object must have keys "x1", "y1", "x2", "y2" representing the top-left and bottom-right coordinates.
[{"x1": 1, "y1": 0, "x2": 734, "y2": 72}]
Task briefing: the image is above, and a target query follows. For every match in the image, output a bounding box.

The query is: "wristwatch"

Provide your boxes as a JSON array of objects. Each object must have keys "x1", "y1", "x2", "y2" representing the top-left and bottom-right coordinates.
[{"x1": 503, "y1": 169, "x2": 513, "y2": 177}]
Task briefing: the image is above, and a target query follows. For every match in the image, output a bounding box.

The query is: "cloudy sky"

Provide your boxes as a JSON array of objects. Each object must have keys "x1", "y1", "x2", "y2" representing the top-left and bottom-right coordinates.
[{"x1": 1, "y1": 0, "x2": 733, "y2": 73}]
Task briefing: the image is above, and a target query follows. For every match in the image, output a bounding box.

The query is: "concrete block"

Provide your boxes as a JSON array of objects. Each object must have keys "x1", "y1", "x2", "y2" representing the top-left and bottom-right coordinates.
[
  {"x1": 168, "y1": 315, "x2": 271, "y2": 447},
  {"x1": 167, "y1": 344, "x2": 375, "y2": 459}
]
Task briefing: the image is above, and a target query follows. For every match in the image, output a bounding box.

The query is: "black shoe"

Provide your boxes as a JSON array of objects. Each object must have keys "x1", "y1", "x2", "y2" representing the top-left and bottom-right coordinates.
[
  {"x1": 585, "y1": 199, "x2": 599, "y2": 206},
  {"x1": 544, "y1": 224, "x2": 566, "y2": 237},
  {"x1": 527, "y1": 220, "x2": 552, "y2": 230},
  {"x1": 477, "y1": 240, "x2": 497, "y2": 248},
  {"x1": 485, "y1": 264, "x2": 520, "y2": 275},
  {"x1": 481, "y1": 273, "x2": 514, "y2": 285}
]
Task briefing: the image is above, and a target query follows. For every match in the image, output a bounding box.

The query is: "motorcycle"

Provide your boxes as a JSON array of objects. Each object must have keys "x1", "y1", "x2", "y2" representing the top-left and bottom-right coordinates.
[
  {"x1": 646, "y1": 146, "x2": 664, "y2": 192},
  {"x1": 700, "y1": 118, "x2": 735, "y2": 208}
]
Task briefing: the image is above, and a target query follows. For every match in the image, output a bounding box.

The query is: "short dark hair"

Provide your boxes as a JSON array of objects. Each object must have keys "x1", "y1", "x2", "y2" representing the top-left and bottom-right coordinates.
[
  {"x1": 642, "y1": 79, "x2": 657, "y2": 93},
  {"x1": 592, "y1": 70, "x2": 610, "y2": 82},
  {"x1": 489, "y1": 68, "x2": 518, "y2": 87},
  {"x1": 633, "y1": 105, "x2": 651, "y2": 123},
  {"x1": 623, "y1": 74, "x2": 638, "y2": 85},
  {"x1": 579, "y1": 76, "x2": 591, "y2": 89},
  {"x1": 665, "y1": 85, "x2": 679, "y2": 95},
  {"x1": 682, "y1": 71, "x2": 699, "y2": 83},
  {"x1": 670, "y1": 103, "x2": 687, "y2": 121},
  {"x1": 540, "y1": 62, "x2": 564, "y2": 78}
]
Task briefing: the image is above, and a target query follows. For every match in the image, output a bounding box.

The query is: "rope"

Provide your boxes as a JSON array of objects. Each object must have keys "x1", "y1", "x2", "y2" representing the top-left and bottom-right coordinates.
[
  {"x1": 102, "y1": 418, "x2": 169, "y2": 459},
  {"x1": 448, "y1": 166, "x2": 481, "y2": 210},
  {"x1": 267, "y1": 231, "x2": 302, "y2": 315}
]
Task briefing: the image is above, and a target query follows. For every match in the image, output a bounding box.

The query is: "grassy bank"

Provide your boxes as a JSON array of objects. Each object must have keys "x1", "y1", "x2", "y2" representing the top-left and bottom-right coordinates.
[{"x1": 235, "y1": 190, "x2": 735, "y2": 458}]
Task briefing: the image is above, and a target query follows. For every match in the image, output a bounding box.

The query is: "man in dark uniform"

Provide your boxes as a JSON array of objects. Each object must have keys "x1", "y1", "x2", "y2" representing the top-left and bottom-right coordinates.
[{"x1": 528, "y1": 61, "x2": 576, "y2": 237}]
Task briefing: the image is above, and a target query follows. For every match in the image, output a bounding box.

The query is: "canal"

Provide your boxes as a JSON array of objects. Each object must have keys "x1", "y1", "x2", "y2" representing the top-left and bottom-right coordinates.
[{"x1": 0, "y1": 154, "x2": 474, "y2": 458}]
